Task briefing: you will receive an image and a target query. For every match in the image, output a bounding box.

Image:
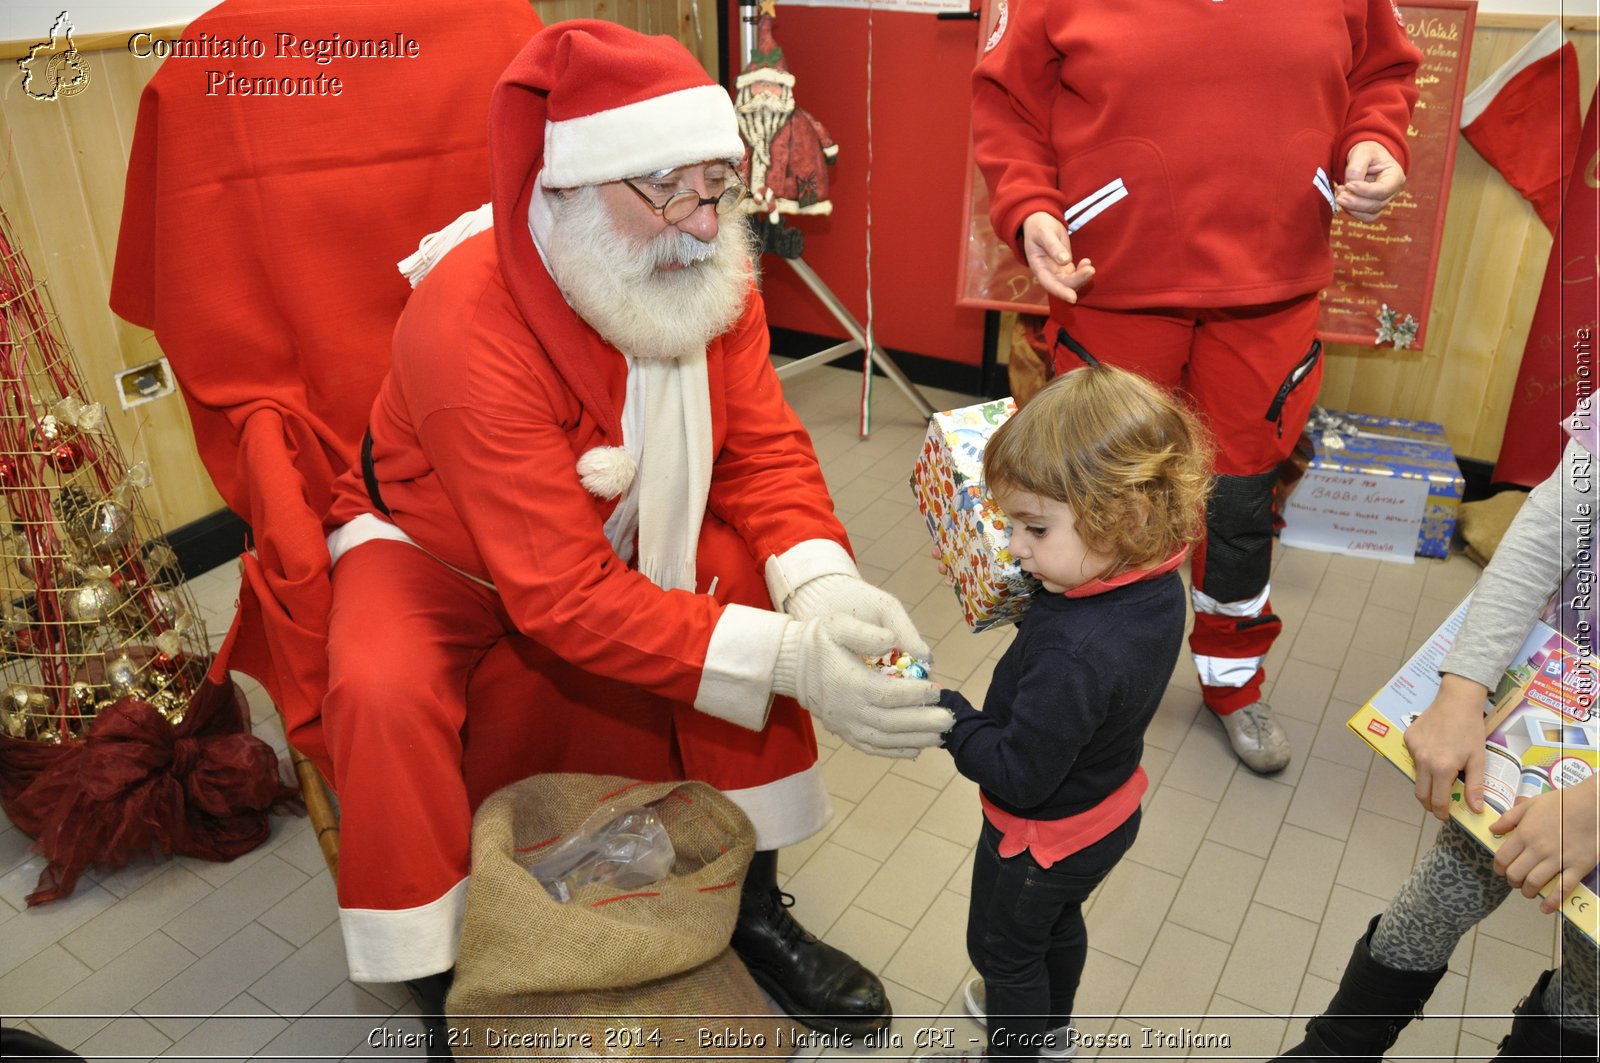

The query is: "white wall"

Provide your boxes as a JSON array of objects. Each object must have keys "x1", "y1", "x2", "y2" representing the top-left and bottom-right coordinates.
[{"x1": 4, "y1": 3, "x2": 214, "y2": 43}]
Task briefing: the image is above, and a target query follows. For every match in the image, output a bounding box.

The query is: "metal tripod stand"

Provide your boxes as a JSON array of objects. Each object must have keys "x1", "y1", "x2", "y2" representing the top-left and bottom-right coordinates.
[{"x1": 736, "y1": 0, "x2": 935, "y2": 424}]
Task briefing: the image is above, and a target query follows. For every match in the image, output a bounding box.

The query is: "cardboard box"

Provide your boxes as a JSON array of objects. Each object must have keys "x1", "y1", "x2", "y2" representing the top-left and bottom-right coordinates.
[
  {"x1": 1289, "y1": 408, "x2": 1465, "y2": 559},
  {"x1": 910, "y1": 398, "x2": 1037, "y2": 632}
]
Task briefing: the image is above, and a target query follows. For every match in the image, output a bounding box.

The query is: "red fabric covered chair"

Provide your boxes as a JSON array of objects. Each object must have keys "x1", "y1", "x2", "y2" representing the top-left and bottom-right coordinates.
[{"x1": 110, "y1": 0, "x2": 542, "y2": 874}]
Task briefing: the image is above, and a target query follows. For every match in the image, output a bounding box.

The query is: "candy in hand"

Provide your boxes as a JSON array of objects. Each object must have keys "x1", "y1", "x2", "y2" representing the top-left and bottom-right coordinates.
[{"x1": 866, "y1": 649, "x2": 930, "y2": 681}]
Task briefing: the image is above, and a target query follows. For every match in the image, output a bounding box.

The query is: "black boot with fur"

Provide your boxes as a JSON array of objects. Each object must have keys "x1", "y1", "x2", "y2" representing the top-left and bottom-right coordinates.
[
  {"x1": 731, "y1": 849, "x2": 891, "y2": 1037},
  {"x1": 1274, "y1": 915, "x2": 1445, "y2": 1061},
  {"x1": 1495, "y1": 969, "x2": 1599, "y2": 1060}
]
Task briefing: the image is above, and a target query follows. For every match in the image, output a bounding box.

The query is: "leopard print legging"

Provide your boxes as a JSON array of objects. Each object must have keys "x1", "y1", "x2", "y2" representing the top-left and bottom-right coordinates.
[{"x1": 1368, "y1": 820, "x2": 1597, "y2": 1035}]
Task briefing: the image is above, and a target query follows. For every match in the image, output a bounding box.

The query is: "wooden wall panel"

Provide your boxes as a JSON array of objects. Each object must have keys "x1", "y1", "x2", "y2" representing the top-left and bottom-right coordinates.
[
  {"x1": 0, "y1": 46, "x2": 222, "y2": 534},
  {"x1": 1318, "y1": 18, "x2": 1599, "y2": 462}
]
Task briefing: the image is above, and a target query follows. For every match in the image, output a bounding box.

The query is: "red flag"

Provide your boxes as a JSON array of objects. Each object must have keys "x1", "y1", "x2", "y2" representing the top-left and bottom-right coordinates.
[
  {"x1": 1461, "y1": 20, "x2": 1581, "y2": 233},
  {"x1": 1491, "y1": 83, "x2": 1600, "y2": 487}
]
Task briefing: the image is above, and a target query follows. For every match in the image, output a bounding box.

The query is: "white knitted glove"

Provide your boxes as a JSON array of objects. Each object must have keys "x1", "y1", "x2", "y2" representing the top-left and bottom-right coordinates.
[
  {"x1": 785, "y1": 573, "x2": 931, "y2": 660},
  {"x1": 772, "y1": 615, "x2": 951, "y2": 759}
]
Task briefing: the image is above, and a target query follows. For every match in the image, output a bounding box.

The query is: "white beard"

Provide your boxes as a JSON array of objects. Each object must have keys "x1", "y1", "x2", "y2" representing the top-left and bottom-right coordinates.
[
  {"x1": 544, "y1": 185, "x2": 758, "y2": 362},
  {"x1": 736, "y1": 88, "x2": 794, "y2": 179}
]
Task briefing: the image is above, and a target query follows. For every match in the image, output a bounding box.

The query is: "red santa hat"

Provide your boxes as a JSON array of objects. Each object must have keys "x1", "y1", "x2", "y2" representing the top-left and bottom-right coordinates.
[
  {"x1": 736, "y1": 15, "x2": 796, "y2": 91},
  {"x1": 1460, "y1": 19, "x2": 1581, "y2": 233},
  {"x1": 525, "y1": 20, "x2": 744, "y2": 188}
]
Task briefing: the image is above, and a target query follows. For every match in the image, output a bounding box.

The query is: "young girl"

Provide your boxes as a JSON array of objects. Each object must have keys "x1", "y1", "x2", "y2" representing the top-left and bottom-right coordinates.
[
  {"x1": 920, "y1": 365, "x2": 1211, "y2": 1061},
  {"x1": 1274, "y1": 431, "x2": 1598, "y2": 1061}
]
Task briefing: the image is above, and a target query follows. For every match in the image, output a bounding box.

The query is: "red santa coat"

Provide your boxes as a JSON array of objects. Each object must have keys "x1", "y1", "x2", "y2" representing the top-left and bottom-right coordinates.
[
  {"x1": 327, "y1": 231, "x2": 847, "y2": 743},
  {"x1": 767, "y1": 107, "x2": 840, "y2": 214},
  {"x1": 973, "y1": 0, "x2": 1420, "y2": 309},
  {"x1": 318, "y1": 31, "x2": 865, "y2": 977}
]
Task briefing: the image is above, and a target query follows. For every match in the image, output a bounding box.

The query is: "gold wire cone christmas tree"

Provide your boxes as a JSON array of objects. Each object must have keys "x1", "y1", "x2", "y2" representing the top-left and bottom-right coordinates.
[{"x1": 0, "y1": 207, "x2": 209, "y2": 744}]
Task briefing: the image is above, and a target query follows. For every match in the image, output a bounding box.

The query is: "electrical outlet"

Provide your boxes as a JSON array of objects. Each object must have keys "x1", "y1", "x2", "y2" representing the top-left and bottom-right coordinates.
[{"x1": 114, "y1": 358, "x2": 176, "y2": 410}]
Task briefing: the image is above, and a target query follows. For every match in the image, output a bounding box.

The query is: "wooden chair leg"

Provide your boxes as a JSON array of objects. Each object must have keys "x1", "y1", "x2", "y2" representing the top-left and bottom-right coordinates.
[{"x1": 289, "y1": 744, "x2": 340, "y2": 879}]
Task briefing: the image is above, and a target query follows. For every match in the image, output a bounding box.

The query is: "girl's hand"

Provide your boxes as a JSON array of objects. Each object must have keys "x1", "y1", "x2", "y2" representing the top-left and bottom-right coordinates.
[
  {"x1": 929, "y1": 544, "x2": 955, "y2": 587},
  {"x1": 1404, "y1": 674, "x2": 1490, "y2": 819},
  {"x1": 1489, "y1": 776, "x2": 1600, "y2": 914}
]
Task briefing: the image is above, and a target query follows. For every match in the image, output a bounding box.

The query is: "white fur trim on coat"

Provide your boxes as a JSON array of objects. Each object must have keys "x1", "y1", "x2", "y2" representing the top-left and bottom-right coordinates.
[
  {"x1": 340, "y1": 877, "x2": 467, "y2": 982},
  {"x1": 721, "y1": 763, "x2": 831, "y2": 850},
  {"x1": 576, "y1": 445, "x2": 637, "y2": 500},
  {"x1": 694, "y1": 603, "x2": 789, "y2": 730},
  {"x1": 763, "y1": 538, "x2": 858, "y2": 612}
]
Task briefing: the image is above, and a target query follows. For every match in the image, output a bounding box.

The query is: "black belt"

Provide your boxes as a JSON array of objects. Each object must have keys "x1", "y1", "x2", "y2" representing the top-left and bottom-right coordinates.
[{"x1": 361, "y1": 428, "x2": 391, "y2": 517}]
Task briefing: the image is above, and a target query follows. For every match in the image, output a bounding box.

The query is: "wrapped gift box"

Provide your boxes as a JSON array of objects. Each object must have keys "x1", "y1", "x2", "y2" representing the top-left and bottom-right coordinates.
[
  {"x1": 1291, "y1": 408, "x2": 1465, "y2": 559},
  {"x1": 910, "y1": 398, "x2": 1038, "y2": 631}
]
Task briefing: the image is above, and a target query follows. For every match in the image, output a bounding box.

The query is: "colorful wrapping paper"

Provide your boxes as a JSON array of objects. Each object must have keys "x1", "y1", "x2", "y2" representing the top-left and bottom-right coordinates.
[
  {"x1": 1299, "y1": 408, "x2": 1466, "y2": 559},
  {"x1": 910, "y1": 399, "x2": 1038, "y2": 631}
]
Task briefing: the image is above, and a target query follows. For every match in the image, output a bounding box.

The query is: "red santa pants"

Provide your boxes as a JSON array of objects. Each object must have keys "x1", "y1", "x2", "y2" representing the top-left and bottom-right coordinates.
[
  {"x1": 322, "y1": 525, "x2": 821, "y2": 983},
  {"x1": 1049, "y1": 294, "x2": 1322, "y2": 715}
]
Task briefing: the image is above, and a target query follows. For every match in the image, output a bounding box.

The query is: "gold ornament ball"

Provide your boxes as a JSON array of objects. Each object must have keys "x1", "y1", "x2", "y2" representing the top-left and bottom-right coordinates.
[
  {"x1": 149, "y1": 687, "x2": 188, "y2": 725},
  {"x1": 78, "y1": 501, "x2": 134, "y2": 555},
  {"x1": 69, "y1": 681, "x2": 98, "y2": 712},
  {"x1": 63, "y1": 580, "x2": 125, "y2": 623},
  {"x1": 0, "y1": 688, "x2": 30, "y2": 738},
  {"x1": 147, "y1": 587, "x2": 182, "y2": 626},
  {"x1": 2, "y1": 685, "x2": 56, "y2": 740},
  {"x1": 104, "y1": 653, "x2": 143, "y2": 696}
]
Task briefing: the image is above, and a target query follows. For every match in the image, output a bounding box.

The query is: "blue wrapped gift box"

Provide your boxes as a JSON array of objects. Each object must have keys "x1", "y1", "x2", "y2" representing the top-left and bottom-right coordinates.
[{"x1": 1294, "y1": 408, "x2": 1465, "y2": 559}]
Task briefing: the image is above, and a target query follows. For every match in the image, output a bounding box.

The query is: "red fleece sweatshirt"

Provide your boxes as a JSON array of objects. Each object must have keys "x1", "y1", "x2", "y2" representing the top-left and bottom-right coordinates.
[{"x1": 972, "y1": 0, "x2": 1420, "y2": 309}]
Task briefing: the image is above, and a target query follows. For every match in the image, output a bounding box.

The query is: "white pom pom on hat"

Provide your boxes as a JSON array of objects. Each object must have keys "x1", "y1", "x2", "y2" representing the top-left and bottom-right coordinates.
[{"x1": 576, "y1": 446, "x2": 637, "y2": 499}]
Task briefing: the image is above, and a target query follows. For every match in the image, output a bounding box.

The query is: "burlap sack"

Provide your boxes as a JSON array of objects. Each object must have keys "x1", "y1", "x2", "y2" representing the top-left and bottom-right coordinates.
[
  {"x1": 446, "y1": 774, "x2": 803, "y2": 1059},
  {"x1": 1457, "y1": 488, "x2": 1527, "y2": 567},
  {"x1": 1007, "y1": 312, "x2": 1052, "y2": 408}
]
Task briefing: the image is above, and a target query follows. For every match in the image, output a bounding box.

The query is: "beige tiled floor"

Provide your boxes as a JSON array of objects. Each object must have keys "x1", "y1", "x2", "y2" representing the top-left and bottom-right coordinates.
[{"x1": 0, "y1": 362, "x2": 1565, "y2": 1061}]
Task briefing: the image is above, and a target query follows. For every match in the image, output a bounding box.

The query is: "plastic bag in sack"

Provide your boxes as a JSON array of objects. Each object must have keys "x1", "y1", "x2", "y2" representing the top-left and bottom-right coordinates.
[{"x1": 522, "y1": 801, "x2": 676, "y2": 902}]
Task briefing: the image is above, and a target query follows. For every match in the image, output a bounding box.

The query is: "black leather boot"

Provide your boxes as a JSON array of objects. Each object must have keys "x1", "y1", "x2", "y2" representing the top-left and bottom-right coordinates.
[
  {"x1": 731, "y1": 849, "x2": 891, "y2": 1037},
  {"x1": 403, "y1": 968, "x2": 455, "y2": 1062},
  {"x1": 1274, "y1": 915, "x2": 1446, "y2": 1061},
  {"x1": 1495, "y1": 969, "x2": 1598, "y2": 1060}
]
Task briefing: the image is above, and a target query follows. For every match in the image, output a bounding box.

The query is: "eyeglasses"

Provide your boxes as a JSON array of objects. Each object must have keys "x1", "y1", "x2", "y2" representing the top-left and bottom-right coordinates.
[{"x1": 622, "y1": 175, "x2": 748, "y2": 224}]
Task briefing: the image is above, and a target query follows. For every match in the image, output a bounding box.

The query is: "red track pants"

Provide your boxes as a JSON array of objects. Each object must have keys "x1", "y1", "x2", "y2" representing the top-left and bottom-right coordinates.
[{"x1": 1049, "y1": 295, "x2": 1322, "y2": 715}]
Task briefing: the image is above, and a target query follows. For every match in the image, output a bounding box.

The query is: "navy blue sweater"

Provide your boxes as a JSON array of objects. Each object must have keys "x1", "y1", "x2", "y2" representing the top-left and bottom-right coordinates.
[{"x1": 939, "y1": 571, "x2": 1185, "y2": 820}]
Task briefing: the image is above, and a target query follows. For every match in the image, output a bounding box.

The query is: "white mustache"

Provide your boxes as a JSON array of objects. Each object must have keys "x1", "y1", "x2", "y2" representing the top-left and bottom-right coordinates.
[{"x1": 649, "y1": 230, "x2": 719, "y2": 269}]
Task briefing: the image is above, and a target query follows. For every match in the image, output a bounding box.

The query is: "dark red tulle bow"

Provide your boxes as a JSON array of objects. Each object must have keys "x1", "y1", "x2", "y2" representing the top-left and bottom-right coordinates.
[{"x1": 0, "y1": 679, "x2": 300, "y2": 905}]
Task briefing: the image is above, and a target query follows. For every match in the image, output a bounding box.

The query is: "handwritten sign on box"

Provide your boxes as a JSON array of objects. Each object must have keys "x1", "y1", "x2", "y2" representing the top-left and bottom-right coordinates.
[{"x1": 1280, "y1": 469, "x2": 1430, "y2": 563}]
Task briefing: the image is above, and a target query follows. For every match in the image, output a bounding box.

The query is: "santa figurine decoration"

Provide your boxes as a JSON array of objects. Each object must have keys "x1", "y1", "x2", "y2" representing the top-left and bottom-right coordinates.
[{"x1": 735, "y1": 9, "x2": 839, "y2": 220}]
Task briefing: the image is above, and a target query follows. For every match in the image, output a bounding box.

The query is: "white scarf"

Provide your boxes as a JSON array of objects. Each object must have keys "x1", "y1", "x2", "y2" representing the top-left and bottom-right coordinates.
[
  {"x1": 629, "y1": 352, "x2": 711, "y2": 592},
  {"x1": 525, "y1": 179, "x2": 713, "y2": 593}
]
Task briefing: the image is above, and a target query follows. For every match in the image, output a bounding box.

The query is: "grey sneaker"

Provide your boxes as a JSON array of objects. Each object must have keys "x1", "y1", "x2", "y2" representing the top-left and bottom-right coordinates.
[
  {"x1": 961, "y1": 977, "x2": 1081, "y2": 1059},
  {"x1": 1221, "y1": 701, "x2": 1291, "y2": 774}
]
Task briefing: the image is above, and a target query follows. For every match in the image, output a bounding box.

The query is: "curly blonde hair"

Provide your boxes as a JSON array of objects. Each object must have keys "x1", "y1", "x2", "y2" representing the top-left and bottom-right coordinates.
[{"x1": 983, "y1": 365, "x2": 1213, "y2": 575}]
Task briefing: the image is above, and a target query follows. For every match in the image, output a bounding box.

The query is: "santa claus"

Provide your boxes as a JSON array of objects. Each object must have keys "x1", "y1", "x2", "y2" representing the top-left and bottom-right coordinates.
[{"x1": 320, "y1": 18, "x2": 950, "y2": 1051}]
